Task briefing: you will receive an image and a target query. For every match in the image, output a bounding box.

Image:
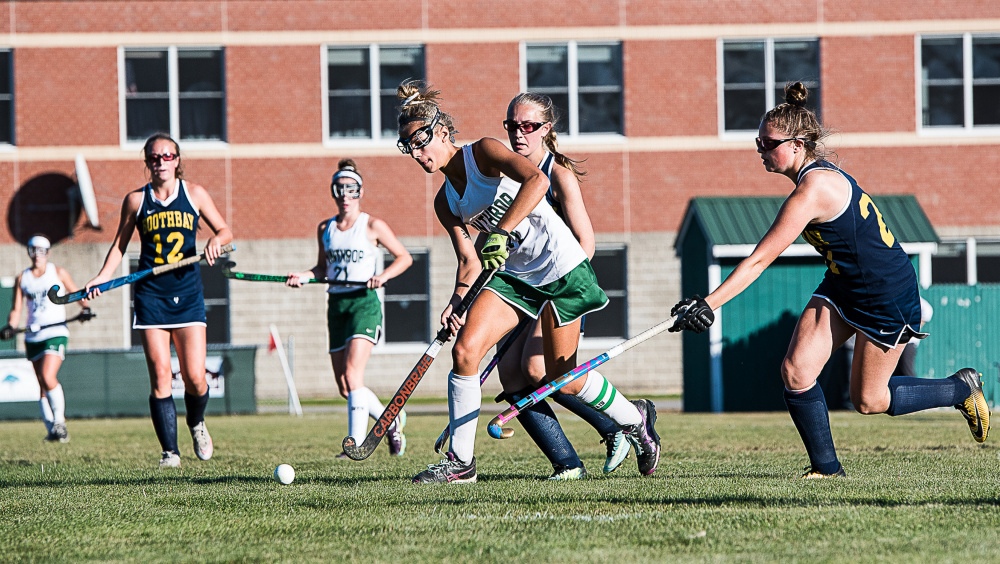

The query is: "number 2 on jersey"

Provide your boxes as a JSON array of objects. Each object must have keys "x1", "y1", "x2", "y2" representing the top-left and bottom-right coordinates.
[
  {"x1": 859, "y1": 194, "x2": 895, "y2": 248},
  {"x1": 152, "y1": 232, "x2": 184, "y2": 264}
]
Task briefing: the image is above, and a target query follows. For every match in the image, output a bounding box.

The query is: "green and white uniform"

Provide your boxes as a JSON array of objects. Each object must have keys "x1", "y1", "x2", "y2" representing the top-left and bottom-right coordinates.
[
  {"x1": 445, "y1": 145, "x2": 608, "y2": 325},
  {"x1": 20, "y1": 264, "x2": 69, "y2": 361},
  {"x1": 322, "y1": 212, "x2": 382, "y2": 351}
]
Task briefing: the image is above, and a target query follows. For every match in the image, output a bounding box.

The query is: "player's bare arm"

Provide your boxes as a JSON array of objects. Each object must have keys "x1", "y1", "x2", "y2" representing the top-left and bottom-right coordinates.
[
  {"x1": 471, "y1": 138, "x2": 549, "y2": 234},
  {"x1": 550, "y1": 164, "x2": 595, "y2": 259}
]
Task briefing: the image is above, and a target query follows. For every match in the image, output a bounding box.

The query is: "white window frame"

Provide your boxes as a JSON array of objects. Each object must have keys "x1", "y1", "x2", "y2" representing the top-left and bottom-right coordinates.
[
  {"x1": 520, "y1": 40, "x2": 626, "y2": 146},
  {"x1": 321, "y1": 44, "x2": 424, "y2": 148},
  {"x1": 118, "y1": 46, "x2": 228, "y2": 151},
  {"x1": 717, "y1": 37, "x2": 820, "y2": 140},
  {"x1": 580, "y1": 244, "x2": 629, "y2": 349},
  {"x1": 916, "y1": 33, "x2": 1000, "y2": 137},
  {"x1": 374, "y1": 248, "x2": 432, "y2": 354}
]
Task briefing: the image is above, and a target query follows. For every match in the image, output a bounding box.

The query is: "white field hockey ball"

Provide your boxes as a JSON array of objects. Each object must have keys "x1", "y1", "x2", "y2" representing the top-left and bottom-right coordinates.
[{"x1": 274, "y1": 464, "x2": 295, "y2": 485}]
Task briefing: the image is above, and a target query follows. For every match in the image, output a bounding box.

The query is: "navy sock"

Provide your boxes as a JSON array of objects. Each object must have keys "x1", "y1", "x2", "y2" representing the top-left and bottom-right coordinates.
[
  {"x1": 886, "y1": 375, "x2": 971, "y2": 416},
  {"x1": 508, "y1": 388, "x2": 583, "y2": 470},
  {"x1": 783, "y1": 385, "x2": 841, "y2": 475},
  {"x1": 149, "y1": 395, "x2": 179, "y2": 454},
  {"x1": 552, "y1": 392, "x2": 621, "y2": 437},
  {"x1": 184, "y1": 390, "x2": 210, "y2": 428}
]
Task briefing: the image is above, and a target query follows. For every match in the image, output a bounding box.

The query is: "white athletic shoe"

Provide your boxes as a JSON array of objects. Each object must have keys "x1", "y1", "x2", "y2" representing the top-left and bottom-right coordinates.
[
  {"x1": 159, "y1": 451, "x2": 181, "y2": 468},
  {"x1": 190, "y1": 421, "x2": 214, "y2": 461}
]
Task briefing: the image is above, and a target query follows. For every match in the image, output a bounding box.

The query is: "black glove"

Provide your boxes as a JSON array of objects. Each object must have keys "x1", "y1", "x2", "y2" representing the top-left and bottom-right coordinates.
[
  {"x1": 79, "y1": 307, "x2": 95, "y2": 322},
  {"x1": 669, "y1": 295, "x2": 715, "y2": 334},
  {"x1": 0, "y1": 325, "x2": 14, "y2": 341}
]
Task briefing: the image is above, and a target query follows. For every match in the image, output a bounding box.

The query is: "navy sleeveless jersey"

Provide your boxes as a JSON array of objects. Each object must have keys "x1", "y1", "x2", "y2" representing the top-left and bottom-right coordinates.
[
  {"x1": 800, "y1": 161, "x2": 922, "y2": 343},
  {"x1": 134, "y1": 181, "x2": 203, "y2": 297}
]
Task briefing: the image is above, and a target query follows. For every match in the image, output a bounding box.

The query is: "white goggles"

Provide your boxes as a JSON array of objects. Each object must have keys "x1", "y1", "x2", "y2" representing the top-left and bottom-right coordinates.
[{"x1": 332, "y1": 182, "x2": 361, "y2": 200}]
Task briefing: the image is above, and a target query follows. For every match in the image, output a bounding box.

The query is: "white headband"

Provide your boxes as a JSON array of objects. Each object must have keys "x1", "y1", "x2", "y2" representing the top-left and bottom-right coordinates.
[
  {"x1": 402, "y1": 92, "x2": 421, "y2": 107},
  {"x1": 332, "y1": 170, "x2": 363, "y2": 186}
]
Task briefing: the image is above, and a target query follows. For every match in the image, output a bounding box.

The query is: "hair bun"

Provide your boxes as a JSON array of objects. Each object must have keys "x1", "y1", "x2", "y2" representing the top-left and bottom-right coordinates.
[
  {"x1": 338, "y1": 158, "x2": 357, "y2": 171},
  {"x1": 784, "y1": 81, "x2": 809, "y2": 107}
]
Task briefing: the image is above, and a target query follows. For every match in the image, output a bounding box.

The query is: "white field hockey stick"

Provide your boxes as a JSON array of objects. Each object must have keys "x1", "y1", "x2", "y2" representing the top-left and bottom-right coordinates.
[
  {"x1": 486, "y1": 311, "x2": 683, "y2": 440},
  {"x1": 341, "y1": 267, "x2": 498, "y2": 460},
  {"x1": 47, "y1": 243, "x2": 235, "y2": 305},
  {"x1": 433, "y1": 314, "x2": 532, "y2": 454}
]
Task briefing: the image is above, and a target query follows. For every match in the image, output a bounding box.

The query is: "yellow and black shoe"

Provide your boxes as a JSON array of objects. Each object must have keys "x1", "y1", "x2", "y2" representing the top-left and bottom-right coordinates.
[
  {"x1": 952, "y1": 368, "x2": 990, "y2": 443},
  {"x1": 801, "y1": 466, "x2": 846, "y2": 479}
]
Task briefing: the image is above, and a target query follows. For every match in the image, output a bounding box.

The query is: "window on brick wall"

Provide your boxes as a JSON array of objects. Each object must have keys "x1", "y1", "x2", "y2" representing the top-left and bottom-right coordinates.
[
  {"x1": 524, "y1": 42, "x2": 623, "y2": 136},
  {"x1": 325, "y1": 45, "x2": 425, "y2": 141},
  {"x1": 129, "y1": 258, "x2": 230, "y2": 347},
  {"x1": 0, "y1": 50, "x2": 12, "y2": 145},
  {"x1": 584, "y1": 246, "x2": 628, "y2": 339},
  {"x1": 919, "y1": 34, "x2": 1000, "y2": 130},
  {"x1": 721, "y1": 39, "x2": 821, "y2": 132},
  {"x1": 381, "y1": 249, "x2": 429, "y2": 343},
  {"x1": 122, "y1": 47, "x2": 226, "y2": 143}
]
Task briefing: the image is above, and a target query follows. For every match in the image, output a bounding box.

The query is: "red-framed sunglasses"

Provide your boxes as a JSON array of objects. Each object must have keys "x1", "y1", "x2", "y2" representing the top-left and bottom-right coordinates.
[
  {"x1": 146, "y1": 153, "x2": 179, "y2": 163},
  {"x1": 502, "y1": 120, "x2": 548, "y2": 134}
]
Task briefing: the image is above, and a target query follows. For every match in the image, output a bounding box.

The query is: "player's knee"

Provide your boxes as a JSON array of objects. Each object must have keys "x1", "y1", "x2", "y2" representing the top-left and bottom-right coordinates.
[
  {"x1": 780, "y1": 357, "x2": 815, "y2": 391},
  {"x1": 451, "y1": 340, "x2": 483, "y2": 373},
  {"x1": 851, "y1": 393, "x2": 888, "y2": 415},
  {"x1": 522, "y1": 358, "x2": 546, "y2": 385}
]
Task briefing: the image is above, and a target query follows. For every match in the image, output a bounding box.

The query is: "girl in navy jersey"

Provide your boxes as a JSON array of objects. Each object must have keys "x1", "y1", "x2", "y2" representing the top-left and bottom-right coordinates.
[
  {"x1": 397, "y1": 81, "x2": 660, "y2": 484},
  {"x1": 286, "y1": 159, "x2": 413, "y2": 458},
  {"x1": 497, "y1": 92, "x2": 647, "y2": 479},
  {"x1": 670, "y1": 82, "x2": 990, "y2": 478},
  {"x1": 85, "y1": 133, "x2": 233, "y2": 468}
]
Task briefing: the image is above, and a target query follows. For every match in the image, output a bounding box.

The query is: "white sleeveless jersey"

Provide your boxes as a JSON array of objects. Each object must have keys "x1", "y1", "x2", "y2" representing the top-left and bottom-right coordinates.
[
  {"x1": 322, "y1": 212, "x2": 379, "y2": 294},
  {"x1": 445, "y1": 145, "x2": 586, "y2": 287},
  {"x1": 20, "y1": 263, "x2": 69, "y2": 342}
]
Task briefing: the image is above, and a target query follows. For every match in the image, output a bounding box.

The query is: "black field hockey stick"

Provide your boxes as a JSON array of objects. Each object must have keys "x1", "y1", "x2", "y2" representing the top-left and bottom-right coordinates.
[
  {"x1": 342, "y1": 267, "x2": 498, "y2": 460},
  {"x1": 433, "y1": 314, "x2": 532, "y2": 454},
  {"x1": 47, "y1": 243, "x2": 235, "y2": 305},
  {"x1": 220, "y1": 261, "x2": 368, "y2": 286},
  {"x1": 11, "y1": 311, "x2": 97, "y2": 336},
  {"x1": 486, "y1": 310, "x2": 684, "y2": 440}
]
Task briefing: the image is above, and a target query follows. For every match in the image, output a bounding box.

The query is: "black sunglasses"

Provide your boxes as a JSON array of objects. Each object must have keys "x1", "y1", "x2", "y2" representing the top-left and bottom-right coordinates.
[
  {"x1": 502, "y1": 120, "x2": 547, "y2": 134},
  {"x1": 755, "y1": 137, "x2": 808, "y2": 152},
  {"x1": 397, "y1": 110, "x2": 441, "y2": 155}
]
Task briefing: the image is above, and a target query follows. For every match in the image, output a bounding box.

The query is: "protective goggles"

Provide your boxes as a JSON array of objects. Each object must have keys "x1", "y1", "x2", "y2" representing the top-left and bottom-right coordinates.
[
  {"x1": 332, "y1": 182, "x2": 361, "y2": 200},
  {"x1": 28, "y1": 246, "x2": 49, "y2": 257},
  {"x1": 397, "y1": 110, "x2": 441, "y2": 155},
  {"x1": 502, "y1": 120, "x2": 547, "y2": 134},
  {"x1": 145, "y1": 152, "x2": 179, "y2": 164},
  {"x1": 755, "y1": 137, "x2": 808, "y2": 152}
]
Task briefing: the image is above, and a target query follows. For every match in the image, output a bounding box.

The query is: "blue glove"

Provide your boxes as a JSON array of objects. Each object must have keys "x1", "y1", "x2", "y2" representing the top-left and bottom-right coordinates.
[
  {"x1": 481, "y1": 230, "x2": 510, "y2": 271},
  {"x1": 669, "y1": 295, "x2": 715, "y2": 333}
]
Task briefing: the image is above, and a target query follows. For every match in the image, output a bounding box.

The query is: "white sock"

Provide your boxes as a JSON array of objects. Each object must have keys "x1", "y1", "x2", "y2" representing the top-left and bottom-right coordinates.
[
  {"x1": 357, "y1": 387, "x2": 385, "y2": 420},
  {"x1": 47, "y1": 384, "x2": 66, "y2": 424},
  {"x1": 448, "y1": 372, "x2": 481, "y2": 464},
  {"x1": 575, "y1": 370, "x2": 640, "y2": 427},
  {"x1": 39, "y1": 395, "x2": 54, "y2": 433},
  {"x1": 346, "y1": 390, "x2": 369, "y2": 442}
]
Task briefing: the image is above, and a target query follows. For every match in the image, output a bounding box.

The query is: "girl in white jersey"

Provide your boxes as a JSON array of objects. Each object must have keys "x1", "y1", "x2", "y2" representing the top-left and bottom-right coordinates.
[
  {"x1": 496, "y1": 92, "x2": 654, "y2": 478},
  {"x1": 2, "y1": 236, "x2": 92, "y2": 442},
  {"x1": 396, "y1": 81, "x2": 660, "y2": 484},
  {"x1": 287, "y1": 159, "x2": 413, "y2": 457}
]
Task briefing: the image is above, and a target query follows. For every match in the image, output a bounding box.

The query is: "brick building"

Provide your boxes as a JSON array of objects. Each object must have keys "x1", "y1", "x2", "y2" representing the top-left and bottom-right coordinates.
[{"x1": 1, "y1": 1, "x2": 998, "y2": 400}]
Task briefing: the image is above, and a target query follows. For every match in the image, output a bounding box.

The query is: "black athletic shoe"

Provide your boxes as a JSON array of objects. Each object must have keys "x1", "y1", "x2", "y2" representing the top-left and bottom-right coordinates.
[
  {"x1": 45, "y1": 422, "x2": 69, "y2": 443},
  {"x1": 412, "y1": 452, "x2": 477, "y2": 484},
  {"x1": 624, "y1": 399, "x2": 660, "y2": 476},
  {"x1": 952, "y1": 368, "x2": 990, "y2": 443}
]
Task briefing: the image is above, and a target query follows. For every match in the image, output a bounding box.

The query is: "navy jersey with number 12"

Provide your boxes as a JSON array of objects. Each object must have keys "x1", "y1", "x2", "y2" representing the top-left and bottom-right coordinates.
[{"x1": 135, "y1": 180, "x2": 202, "y2": 297}]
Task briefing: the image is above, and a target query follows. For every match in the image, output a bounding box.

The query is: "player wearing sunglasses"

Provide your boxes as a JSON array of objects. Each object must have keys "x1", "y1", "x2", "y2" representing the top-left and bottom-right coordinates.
[
  {"x1": 84, "y1": 133, "x2": 233, "y2": 468},
  {"x1": 671, "y1": 82, "x2": 989, "y2": 478},
  {"x1": 496, "y1": 92, "x2": 659, "y2": 479},
  {"x1": 287, "y1": 159, "x2": 413, "y2": 458},
  {"x1": 396, "y1": 81, "x2": 659, "y2": 484}
]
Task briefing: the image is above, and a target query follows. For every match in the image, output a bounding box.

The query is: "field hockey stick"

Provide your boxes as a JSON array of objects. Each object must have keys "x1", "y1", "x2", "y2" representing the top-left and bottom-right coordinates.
[
  {"x1": 342, "y1": 267, "x2": 498, "y2": 460},
  {"x1": 486, "y1": 311, "x2": 682, "y2": 440},
  {"x1": 12, "y1": 311, "x2": 97, "y2": 335},
  {"x1": 433, "y1": 315, "x2": 533, "y2": 454},
  {"x1": 47, "y1": 243, "x2": 235, "y2": 305},
  {"x1": 221, "y1": 261, "x2": 369, "y2": 286}
]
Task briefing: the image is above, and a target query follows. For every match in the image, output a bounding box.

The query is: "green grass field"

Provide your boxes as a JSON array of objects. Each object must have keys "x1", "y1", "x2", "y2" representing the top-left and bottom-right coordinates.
[{"x1": 2, "y1": 408, "x2": 999, "y2": 563}]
